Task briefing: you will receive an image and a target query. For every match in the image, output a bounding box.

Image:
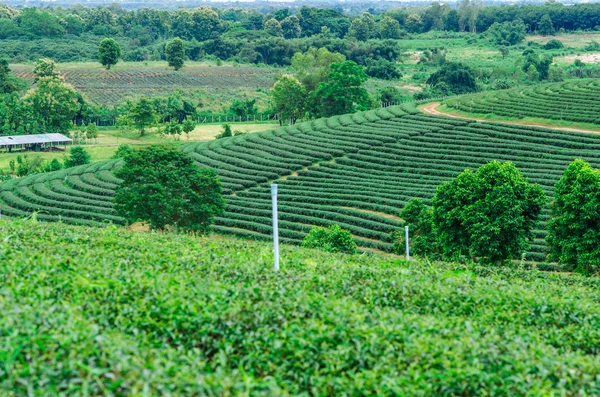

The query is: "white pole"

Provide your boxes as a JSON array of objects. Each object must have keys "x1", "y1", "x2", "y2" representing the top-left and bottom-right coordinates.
[
  {"x1": 405, "y1": 225, "x2": 410, "y2": 261},
  {"x1": 271, "y1": 184, "x2": 279, "y2": 271}
]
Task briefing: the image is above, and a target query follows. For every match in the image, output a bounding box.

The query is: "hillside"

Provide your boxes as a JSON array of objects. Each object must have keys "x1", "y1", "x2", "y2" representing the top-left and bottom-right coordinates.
[
  {"x1": 3, "y1": 219, "x2": 600, "y2": 395},
  {"x1": 10, "y1": 62, "x2": 276, "y2": 106},
  {"x1": 3, "y1": 105, "x2": 600, "y2": 259},
  {"x1": 444, "y1": 79, "x2": 600, "y2": 129}
]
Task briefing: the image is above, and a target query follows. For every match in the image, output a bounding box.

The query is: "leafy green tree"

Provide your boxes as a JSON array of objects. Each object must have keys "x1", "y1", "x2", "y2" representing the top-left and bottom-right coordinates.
[
  {"x1": 291, "y1": 47, "x2": 346, "y2": 92},
  {"x1": 166, "y1": 38, "x2": 185, "y2": 71},
  {"x1": 164, "y1": 121, "x2": 182, "y2": 138},
  {"x1": 302, "y1": 224, "x2": 357, "y2": 254},
  {"x1": 427, "y1": 62, "x2": 478, "y2": 95},
  {"x1": 0, "y1": 59, "x2": 25, "y2": 94},
  {"x1": 392, "y1": 198, "x2": 438, "y2": 258},
  {"x1": 64, "y1": 146, "x2": 91, "y2": 168},
  {"x1": 85, "y1": 122, "x2": 99, "y2": 143},
  {"x1": 538, "y1": 14, "x2": 555, "y2": 36},
  {"x1": 229, "y1": 99, "x2": 257, "y2": 118},
  {"x1": 315, "y1": 61, "x2": 370, "y2": 117},
  {"x1": 98, "y1": 38, "x2": 121, "y2": 70},
  {"x1": 281, "y1": 15, "x2": 301, "y2": 39},
  {"x1": 543, "y1": 39, "x2": 563, "y2": 50},
  {"x1": 498, "y1": 46, "x2": 510, "y2": 59},
  {"x1": 486, "y1": 19, "x2": 527, "y2": 46},
  {"x1": 112, "y1": 143, "x2": 134, "y2": 159},
  {"x1": 182, "y1": 117, "x2": 195, "y2": 139},
  {"x1": 33, "y1": 58, "x2": 59, "y2": 82},
  {"x1": 547, "y1": 160, "x2": 600, "y2": 274},
  {"x1": 432, "y1": 161, "x2": 546, "y2": 264},
  {"x1": 365, "y1": 59, "x2": 401, "y2": 80},
  {"x1": 522, "y1": 49, "x2": 553, "y2": 80},
  {"x1": 22, "y1": 77, "x2": 81, "y2": 134},
  {"x1": 128, "y1": 97, "x2": 156, "y2": 136},
  {"x1": 380, "y1": 16, "x2": 402, "y2": 39},
  {"x1": 45, "y1": 158, "x2": 63, "y2": 172},
  {"x1": 271, "y1": 75, "x2": 306, "y2": 125},
  {"x1": 114, "y1": 144, "x2": 226, "y2": 234},
  {"x1": 348, "y1": 13, "x2": 378, "y2": 41},
  {"x1": 264, "y1": 18, "x2": 283, "y2": 37}
]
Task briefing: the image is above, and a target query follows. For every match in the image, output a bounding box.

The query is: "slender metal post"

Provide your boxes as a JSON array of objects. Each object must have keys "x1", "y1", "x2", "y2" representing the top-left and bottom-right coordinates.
[
  {"x1": 271, "y1": 184, "x2": 279, "y2": 271},
  {"x1": 405, "y1": 225, "x2": 410, "y2": 261}
]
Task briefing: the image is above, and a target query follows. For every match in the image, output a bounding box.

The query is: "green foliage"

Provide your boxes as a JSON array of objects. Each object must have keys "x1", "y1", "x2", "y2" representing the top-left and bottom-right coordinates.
[
  {"x1": 64, "y1": 146, "x2": 91, "y2": 168},
  {"x1": 365, "y1": 59, "x2": 401, "y2": 80},
  {"x1": 315, "y1": 60, "x2": 370, "y2": 117},
  {"x1": 522, "y1": 49, "x2": 553, "y2": 81},
  {"x1": 128, "y1": 97, "x2": 156, "y2": 135},
  {"x1": 216, "y1": 123, "x2": 232, "y2": 139},
  {"x1": 98, "y1": 38, "x2": 121, "y2": 70},
  {"x1": 486, "y1": 19, "x2": 527, "y2": 46},
  {"x1": 0, "y1": 58, "x2": 26, "y2": 94},
  {"x1": 538, "y1": 14, "x2": 555, "y2": 36},
  {"x1": 112, "y1": 143, "x2": 134, "y2": 159},
  {"x1": 32, "y1": 58, "x2": 59, "y2": 82},
  {"x1": 22, "y1": 76, "x2": 81, "y2": 133},
  {"x1": 5, "y1": 220, "x2": 600, "y2": 394},
  {"x1": 302, "y1": 224, "x2": 357, "y2": 254},
  {"x1": 432, "y1": 161, "x2": 547, "y2": 264},
  {"x1": 395, "y1": 198, "x2": 439, "y2": 257},
  {"x1": 543, "y1": 39, "x2": 563, "y2": 50},
  {"x1": 85, "y1": 122, "x2": 99, "y2": 142},
  {"x1": 427, "y1": 62, "x2": 478, "y2": 95},
  {"x1": 271, "y1": 75, "x2": 306, "y2": 124},
  {"x1": 229, "y1": 99, "x2": 257, "y2": 118},
  {"x1": 547, "y1": 160, "x2": 600, "y2": 274},
  {"x1": 182, "y1": 117, "x2": 195, "y2": 138},
  {"x1": 114, "y1": 144, "x2": 225, "y2": 233},
  {"x1": 166, "y1": 37, "x2": 185, "y2": 71}
]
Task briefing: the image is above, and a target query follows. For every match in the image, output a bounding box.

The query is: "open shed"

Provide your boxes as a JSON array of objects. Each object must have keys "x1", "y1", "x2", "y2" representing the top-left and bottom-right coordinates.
[{"x1": 0, "y1": 133, "x2": 72, "y2": 152}]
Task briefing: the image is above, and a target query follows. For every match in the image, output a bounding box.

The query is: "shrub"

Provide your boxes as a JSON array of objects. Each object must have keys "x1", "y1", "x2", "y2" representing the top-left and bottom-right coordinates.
[
  {"x1": 302, "y1": 224, "x2": 357, "y2": 254},
  {"x1": 543, "y1": 39, "x2": 564, "y2": 50},
  {"x1": 64, "y1": 146, "x2": 90, "y2": 168}
]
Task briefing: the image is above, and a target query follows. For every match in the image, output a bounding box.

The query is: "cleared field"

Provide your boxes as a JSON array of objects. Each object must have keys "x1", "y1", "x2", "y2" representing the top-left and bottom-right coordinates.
[
  {"x1": 2, "y1": 105, "x2": 600, "y2": 261},
  {"x1": 445, "y1": 79, "x2": 600, "y2": 126},
  {"x1": 10, "y1": 62, "x2": 276, "y2": 105}
]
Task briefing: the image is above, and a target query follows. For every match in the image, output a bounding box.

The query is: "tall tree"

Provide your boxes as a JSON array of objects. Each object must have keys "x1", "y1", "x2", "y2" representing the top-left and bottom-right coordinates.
[
  {"x1": 0, "y1": 59, "x2": 25, "y2": 94},
  {"x1": 315, "y1": 61, "x2": 370, "y2": 117},
  {"x1": 547, "y1": 159, "x2": 600, "y2": 274},
  {"x1": 281, "y1": 15, "x2": 301, "y2": 39},
  {"x1": 271, "y1": 75, "x2": 306, "y2": 125},
  {"x1": 538, "y1": 14, "x2": 555, "y2": 36},
  {"x1": 114, "y1": 144, "x2": 226, "y2": 234},
  {"x1": 264, "y1": 18, "x2": 283, "y2": 37},
  {"x1": 33, "y1": 58, "x2": 59, "y2": 82},
  {"x1": 128, "y1": 97, "x2": 156, "y2": 135},
  {"x1": 166, "y1": 37, "x2": 185, "y2": 71},
  {"x1": 22, "y1": 77, "x2": 81, "y2": 133},
  {"x1": 432, "y1": 161, "x2": 546, "y2": 264},
  {"x1": 98, "y1": 38, "x2": 121, "y2": 70}
]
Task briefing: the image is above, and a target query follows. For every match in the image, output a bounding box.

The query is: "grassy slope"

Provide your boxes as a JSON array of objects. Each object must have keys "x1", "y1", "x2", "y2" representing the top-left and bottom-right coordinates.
[{"x1": 2, "y1": 219, "x2": 600, "y2": 395}]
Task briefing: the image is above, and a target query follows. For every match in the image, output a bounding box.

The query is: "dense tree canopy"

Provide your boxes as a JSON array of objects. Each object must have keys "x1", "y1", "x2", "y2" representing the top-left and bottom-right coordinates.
[
  {"x1": 98, "y1": 38, "x2": 121, "y2": 69},
  {"x1": 432, "y1": 161, "x2": 546, "y2": 264},
  {"x1": 114, "y1": 144, "x2": 226, "y2": 234},
  {"x1": 547, "y1": 159, "x2": 600, "y2": 274}
]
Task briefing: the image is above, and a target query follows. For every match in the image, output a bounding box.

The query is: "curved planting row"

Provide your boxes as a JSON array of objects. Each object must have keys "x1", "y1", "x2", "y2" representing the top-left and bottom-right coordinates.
[
  {"x1": 445, "y1": 79, "x2": 600, "y2": 125},
  {"x1": 3, "y1": 101, "x2": 600, "y2": 258}
]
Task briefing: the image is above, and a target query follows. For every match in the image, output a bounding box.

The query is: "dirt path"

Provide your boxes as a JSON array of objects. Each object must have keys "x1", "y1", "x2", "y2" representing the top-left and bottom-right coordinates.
[{"x1": 420, "y1": 102, "x2": 600, "y2": 135}]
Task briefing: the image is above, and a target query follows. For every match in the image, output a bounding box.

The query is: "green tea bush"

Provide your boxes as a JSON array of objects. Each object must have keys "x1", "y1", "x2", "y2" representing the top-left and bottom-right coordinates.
[{"x1": 302, "y1": 224, "x2": 357, "y2": 254}]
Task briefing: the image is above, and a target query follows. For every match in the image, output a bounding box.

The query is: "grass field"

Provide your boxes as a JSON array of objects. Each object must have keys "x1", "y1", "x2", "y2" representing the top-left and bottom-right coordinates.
[
  {"x1": 3, "y1": 104, "x2": 600, "y2": 261},
  {"x1": 3, "y1": 219, "x2": 600, "y2": 395}
]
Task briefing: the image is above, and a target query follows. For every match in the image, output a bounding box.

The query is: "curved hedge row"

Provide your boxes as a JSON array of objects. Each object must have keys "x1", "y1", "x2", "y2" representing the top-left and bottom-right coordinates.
[
  {"x1": 445, "y1": 79, "x2": 600, "y2": 125},
  {"x1": 2, "y1": 101, "x2": 600, "y2": 259}
]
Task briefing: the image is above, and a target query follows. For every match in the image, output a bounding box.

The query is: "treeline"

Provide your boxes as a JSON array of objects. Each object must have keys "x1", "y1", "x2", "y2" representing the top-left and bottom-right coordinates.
[{"x1": 1, "y1": 2, "x2": 600, "y2": 64}]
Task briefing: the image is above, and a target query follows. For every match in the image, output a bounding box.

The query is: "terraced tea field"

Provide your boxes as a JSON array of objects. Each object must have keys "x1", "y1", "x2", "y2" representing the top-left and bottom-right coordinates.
[
  {"x1": 445, "y1": 79, "x2": 600, "y2": 126},
  {"x1": 11, "y1": 63, "x2": 276, "y2": 105},
  {"x1": 3, "y1": 105, "x2": 600, "y2": 260}
]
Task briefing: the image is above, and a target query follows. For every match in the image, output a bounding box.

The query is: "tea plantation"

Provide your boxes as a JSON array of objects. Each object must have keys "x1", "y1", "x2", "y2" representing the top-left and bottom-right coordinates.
[
  {"x1": 3, "y1": 104, "x2": 600, "y2": 260},
  {"x1": 2, "y1": 219, "x2": 600, "y2": 395},
  {"x1": 445, "y1": 79, "x2": 600, "y2": 125}
]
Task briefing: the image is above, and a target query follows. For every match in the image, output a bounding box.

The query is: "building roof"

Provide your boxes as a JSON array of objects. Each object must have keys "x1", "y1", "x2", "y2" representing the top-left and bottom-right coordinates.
[{"x1": 0, "y1": 133, "x2": 72, "y2": 147}]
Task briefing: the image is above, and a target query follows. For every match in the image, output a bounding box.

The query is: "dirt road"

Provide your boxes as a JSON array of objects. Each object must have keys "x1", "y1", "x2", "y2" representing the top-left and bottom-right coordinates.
[{"x1": 420, "y1": 102, "x2": 600, "y2": 135}]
